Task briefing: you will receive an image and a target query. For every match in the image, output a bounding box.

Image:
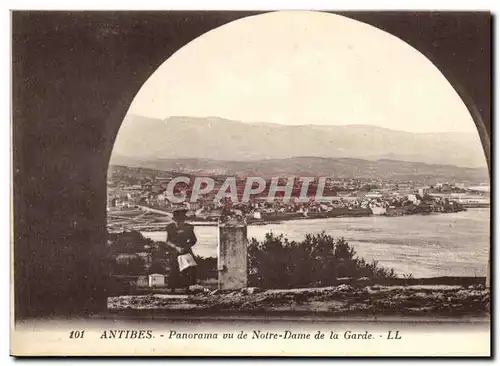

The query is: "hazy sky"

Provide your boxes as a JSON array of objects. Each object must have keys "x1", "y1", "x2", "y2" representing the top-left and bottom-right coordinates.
[{"x1": 128, "y1": 11, "x2": 477, "y2": 134}]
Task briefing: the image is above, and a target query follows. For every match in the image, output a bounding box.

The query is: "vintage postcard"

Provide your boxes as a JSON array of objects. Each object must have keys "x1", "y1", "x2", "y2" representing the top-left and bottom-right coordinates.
[{"x1": 11, "y1": 10, "x2": 491, "y2": 357}]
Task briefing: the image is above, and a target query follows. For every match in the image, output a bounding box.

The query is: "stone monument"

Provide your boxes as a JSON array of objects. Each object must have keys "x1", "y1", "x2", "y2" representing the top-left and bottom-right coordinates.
[{"x1": 217, "y1": 208, "x2": 248, "y2": 290}]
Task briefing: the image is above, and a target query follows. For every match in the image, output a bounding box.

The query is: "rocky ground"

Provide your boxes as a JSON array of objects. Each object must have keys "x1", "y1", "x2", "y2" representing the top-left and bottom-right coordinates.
[{"x1": 108, "y1": 283, "x2": 490, "y2": 318}]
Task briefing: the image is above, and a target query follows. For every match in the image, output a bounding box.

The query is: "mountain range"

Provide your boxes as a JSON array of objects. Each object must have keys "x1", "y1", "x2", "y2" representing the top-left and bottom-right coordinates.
[{"x1": 111, "y1": 115, "x2": 487, "y2": 168}]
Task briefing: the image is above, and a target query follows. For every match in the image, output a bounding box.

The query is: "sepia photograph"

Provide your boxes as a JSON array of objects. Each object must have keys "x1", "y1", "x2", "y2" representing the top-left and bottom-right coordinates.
[{"x1": 11, "y1": 9, "x2": 491, "y2": 357}]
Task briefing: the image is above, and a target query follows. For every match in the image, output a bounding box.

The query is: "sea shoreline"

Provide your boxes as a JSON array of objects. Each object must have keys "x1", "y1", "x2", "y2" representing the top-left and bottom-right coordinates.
[
  {"x1": 108, "y1": 199, "x2": 490, "y2": 231},
  {"x1": 131, "y1": 208, "x2": 483, "y2": 230}
]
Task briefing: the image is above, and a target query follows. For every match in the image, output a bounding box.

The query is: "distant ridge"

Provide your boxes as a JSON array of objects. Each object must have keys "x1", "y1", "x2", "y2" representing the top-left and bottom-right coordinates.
[
  {"x1": 109, "y1": 156, "x2": 489, "y2": 183},
  {"x1": 111, "y1": 115, "x2": 487, "y2": 168}
]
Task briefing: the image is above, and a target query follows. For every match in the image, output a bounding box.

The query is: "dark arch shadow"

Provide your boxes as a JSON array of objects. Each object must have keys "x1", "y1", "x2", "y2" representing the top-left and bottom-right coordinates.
[
  {"x1": 12, "y1": 11, "x2": 491, "y2": 318},
  {"x1": 340, "y1": 11, "x2": 491, "y2": 173}
]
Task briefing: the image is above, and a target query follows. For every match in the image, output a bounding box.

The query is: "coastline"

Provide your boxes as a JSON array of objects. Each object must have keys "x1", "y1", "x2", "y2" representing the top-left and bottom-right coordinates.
[
  {"x1": 135, "y1": 208, "x2": 489, "y2": 278},
  {"x1": 124, "y1": 207, "x2": 483, "y2": 230}
]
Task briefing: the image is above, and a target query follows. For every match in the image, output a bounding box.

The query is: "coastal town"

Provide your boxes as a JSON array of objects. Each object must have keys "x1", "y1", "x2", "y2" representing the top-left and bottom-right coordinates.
[{"x1": 107, "y1": 165, "x2": 490, "y2": 231}]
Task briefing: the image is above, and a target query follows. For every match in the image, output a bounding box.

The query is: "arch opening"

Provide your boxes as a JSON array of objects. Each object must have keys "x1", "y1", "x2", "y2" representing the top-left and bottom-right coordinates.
[{"x1": 105, "y1": 11, "x2": 490, "y2": 299}]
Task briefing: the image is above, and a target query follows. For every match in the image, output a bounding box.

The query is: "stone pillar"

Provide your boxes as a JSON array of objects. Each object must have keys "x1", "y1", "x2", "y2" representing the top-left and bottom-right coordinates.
[{"x1": 217, "y1": 217, "x2": 248, "y2": 290}]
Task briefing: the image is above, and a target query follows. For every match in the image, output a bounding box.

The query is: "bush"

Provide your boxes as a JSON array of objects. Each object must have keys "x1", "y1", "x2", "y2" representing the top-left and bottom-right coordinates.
[
  {"x1": 248, "y1": 231, "x2": 396, "y2": 288},
  {"x1": 107, "y1": 230, "x2": 398, "y2": 289},
  {"x1": 107, "y1": 231, "x2": 154, "y2": 254},
  {"x1": 107, "y1": 230, "x2": 218, "y2": 279},
  {"x1": 113, "y1": 255, "x2": 146, "y2": 275},
  {"x1": 195, "y1": 256, "x2": 218, "y2": 280}
]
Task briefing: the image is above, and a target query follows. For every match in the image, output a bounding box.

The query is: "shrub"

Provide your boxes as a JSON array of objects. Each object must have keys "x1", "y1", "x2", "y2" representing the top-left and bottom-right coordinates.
[
  {"x1": 113, "y1": 255, "x2": 146, "y2": 275},
  {"x1": 195, "y1": 256, "x2": 218, "y2": 280},
  {"x1": 248, "y1": 231, "x2": 397, "y2": 288},
  {"x1": 107, "y1": 231, "x2": 154, "y2": 254},
  {"x1": 107, "y1": 230, "x2": 399, "y2": 289},
  {"x1": 107, "y1": 231, "x2": 218, "y2": 279}
]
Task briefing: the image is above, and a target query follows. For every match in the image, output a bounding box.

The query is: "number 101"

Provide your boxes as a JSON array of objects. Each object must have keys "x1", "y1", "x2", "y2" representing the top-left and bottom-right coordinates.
[{"x1": 69, "y1": 330, "x2": 85, "y2": 339}]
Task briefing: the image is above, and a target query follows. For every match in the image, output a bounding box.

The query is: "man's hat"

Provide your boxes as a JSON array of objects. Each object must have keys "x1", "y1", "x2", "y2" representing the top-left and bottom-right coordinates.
[{"x1": 172, "y1": 207, "x2": 188, "y2": 218}]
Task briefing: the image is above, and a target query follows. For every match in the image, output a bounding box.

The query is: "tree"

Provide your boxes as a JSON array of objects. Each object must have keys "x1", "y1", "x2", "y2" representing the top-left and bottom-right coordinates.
[
  {"x1": 108, "y1": 231, "x2": 154, "y2": 255},
  {"x1": 113, "y1": 255, "x2": 146, "y2": 275},
  {"x1": 248, "y1": 231, "x2": 398, "y2": 288}
]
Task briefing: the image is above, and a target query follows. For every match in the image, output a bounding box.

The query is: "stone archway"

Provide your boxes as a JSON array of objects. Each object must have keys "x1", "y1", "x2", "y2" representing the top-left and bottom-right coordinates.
[{"x1": 12, "y1": 11, "x2": 491, "y2": 319}]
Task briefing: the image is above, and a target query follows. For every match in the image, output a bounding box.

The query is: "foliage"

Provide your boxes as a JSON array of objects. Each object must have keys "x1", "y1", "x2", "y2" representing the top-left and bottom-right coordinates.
[
  {"x1": 361, "y1": 183, "x2": 379, "y2": 192},
  {"x1": 248, "y1": 231, "x2": 397, "y2": 288},
  {"x1": 107, "y1": 230, "x2": 399, "y2": 288},
  {"x1": 107, "y1": 231, "x2": 154, "y2": 254},
  {"x1": 113, "y1": 255, "x2": 146, "y2": 275},
  {"x1": 107, "y1": 230, "x2": 217, "y2": 278},
  {"x1": 194, "y1": 256, "x2": 218, "y2": 280}
]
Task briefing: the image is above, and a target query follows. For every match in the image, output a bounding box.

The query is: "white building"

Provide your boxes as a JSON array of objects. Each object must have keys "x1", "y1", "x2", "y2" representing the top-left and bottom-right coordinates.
[
  {"x1": 148, "y1": 274, "x2": 165, "y2": 288},
  {"x1": 418, "y1": 187, "x2": 429, "y2": 197},
  {"x1": 407, "y1": 194, "x2": 418, "y2": 204}
]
